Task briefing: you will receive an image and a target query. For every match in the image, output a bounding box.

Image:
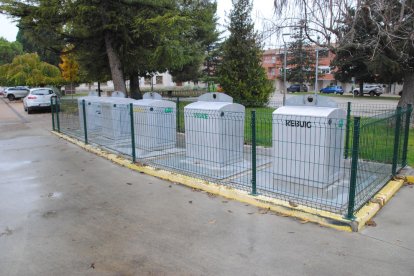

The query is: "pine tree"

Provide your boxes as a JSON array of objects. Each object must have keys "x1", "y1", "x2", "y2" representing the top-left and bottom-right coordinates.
[
  {"x1": 285, "y1": 23, "x2": 315, "y2": 85},
  {"x1": 218, "y1": 0, "x2": 272, "y2": 106}
]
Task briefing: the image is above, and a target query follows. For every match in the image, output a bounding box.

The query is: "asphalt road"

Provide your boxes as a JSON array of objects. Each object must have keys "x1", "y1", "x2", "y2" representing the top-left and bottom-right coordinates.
[{"x1": 0, "y1": 98, "x2": 413, "y2": 276}]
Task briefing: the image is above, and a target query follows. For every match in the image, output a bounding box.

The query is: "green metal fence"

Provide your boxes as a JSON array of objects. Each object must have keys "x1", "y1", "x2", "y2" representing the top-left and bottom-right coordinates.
[{"x1": 51, "y1": 97, "x2": 412, "y2": 218}]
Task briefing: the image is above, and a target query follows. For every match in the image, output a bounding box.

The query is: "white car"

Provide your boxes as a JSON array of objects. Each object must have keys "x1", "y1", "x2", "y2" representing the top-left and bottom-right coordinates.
[
  {"x1": 352, "y1": 84, "x2": 383, "y2": 96},
  {"x1": 23, "y1": 88, "x2": 56, "y2": 114},
  {"x1": 4, "y1": 86, "x2": 30, "y2": 100}
]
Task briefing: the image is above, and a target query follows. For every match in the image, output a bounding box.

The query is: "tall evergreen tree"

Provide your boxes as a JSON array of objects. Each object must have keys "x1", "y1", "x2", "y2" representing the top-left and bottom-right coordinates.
[
  {"x1": 16, "y1": 28, "x2": 60, "y2": 66},
  {"x1": 286, "y1": 23, "x2": 315, "y2": 85},
  {"x1": 218, "y1": 0, "x2": 272, "y2": 106}
]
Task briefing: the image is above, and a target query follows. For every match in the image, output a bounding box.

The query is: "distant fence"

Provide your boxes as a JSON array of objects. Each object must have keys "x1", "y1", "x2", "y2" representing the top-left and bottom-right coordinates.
[{"x1": 51, "y1": 96, "x2": 412, "y2": 218}]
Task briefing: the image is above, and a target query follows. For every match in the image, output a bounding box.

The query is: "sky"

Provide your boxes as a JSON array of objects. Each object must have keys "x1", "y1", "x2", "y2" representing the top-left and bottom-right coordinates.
[{"x1": 0, "y1": 0, "x2": 276, "y2": 45}]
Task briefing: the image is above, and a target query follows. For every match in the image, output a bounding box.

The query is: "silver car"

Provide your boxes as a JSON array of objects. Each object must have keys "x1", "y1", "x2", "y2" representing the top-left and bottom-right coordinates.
[
  {"x1": 4, "y1": 86, "x2": 30, "y2": 100},
  {"x1": 23, "y1": 88, "x2": 56, "y2": 114}
]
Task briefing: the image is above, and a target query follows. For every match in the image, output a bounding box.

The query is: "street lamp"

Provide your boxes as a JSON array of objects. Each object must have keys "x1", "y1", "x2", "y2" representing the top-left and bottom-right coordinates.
[
  {"x1": 314, "y1": 36, "x2": 320, "y2": 96},
  {"x1": 282, "y1": 33, "x2": 290, "y2": 106}
]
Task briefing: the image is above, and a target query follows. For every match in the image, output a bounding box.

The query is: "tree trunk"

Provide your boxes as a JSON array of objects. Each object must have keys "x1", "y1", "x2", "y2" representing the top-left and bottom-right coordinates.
[
  {"x1": 359, "y1": 81, "x2": 364, "y2": 97},
  {"x1": 399, "y1": 70, "x2": 414, "y2": 107},
  {"x1": 104, "y1": 33, "x2": 126, "y2": 93},
  {"x1": 130, "y1": 74, "x2": 142, "y2": 99}
]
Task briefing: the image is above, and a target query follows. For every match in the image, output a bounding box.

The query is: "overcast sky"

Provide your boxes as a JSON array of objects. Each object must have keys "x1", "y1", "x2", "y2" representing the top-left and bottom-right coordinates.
[{"x1": 0, "y1": 0, "x2": 276, "y2": 45}]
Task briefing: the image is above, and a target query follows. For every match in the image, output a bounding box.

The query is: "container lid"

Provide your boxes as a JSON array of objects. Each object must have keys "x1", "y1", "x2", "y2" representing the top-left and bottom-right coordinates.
[
  {"x1": 274, "y1": 106, "x2": 345, "y2": 117},
  {"x1": 112, "y1": 91, "x2": 126, "y2": 98},
  {"x1": 143, "y1": 92, "x2": 162, "y2": 100},
  {"x1": 197, "y1": 92, "x2": 233, "y2": 103},
  {"x1": 285, "y1": 95, "x2": 338, "y2": 107}
]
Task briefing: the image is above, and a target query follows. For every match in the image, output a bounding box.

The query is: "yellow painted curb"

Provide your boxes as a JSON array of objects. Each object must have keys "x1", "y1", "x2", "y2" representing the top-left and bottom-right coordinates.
[
  {"x1": 406, "y1": 175, "x2": 414, "y2": 184},
  {"x1": 51, "y1": 131, "x2": 405, "y2": 232},
  {"x1": 353, "y1": 179, "x2": 405, "y2": 231}
]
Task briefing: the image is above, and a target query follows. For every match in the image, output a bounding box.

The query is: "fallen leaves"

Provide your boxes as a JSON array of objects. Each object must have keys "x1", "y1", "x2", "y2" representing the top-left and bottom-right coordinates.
[
  {"x1": 365, "y1": 220, "x2": 377, "y2": 227},
  {"x1": 288, "y1": 201, "x2": 298, "y2": 207}
]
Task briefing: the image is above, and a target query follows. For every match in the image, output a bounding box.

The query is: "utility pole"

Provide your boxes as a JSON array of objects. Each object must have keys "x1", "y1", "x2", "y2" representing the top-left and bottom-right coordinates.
[{"x1": 314, "y1": 36, "x2": 320, "y2": 95}]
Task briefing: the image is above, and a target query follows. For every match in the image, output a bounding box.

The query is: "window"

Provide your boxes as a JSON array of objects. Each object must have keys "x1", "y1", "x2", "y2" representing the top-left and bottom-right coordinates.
[
  {"x1": 32, "y1": 89, "x2": 49, "y2": 95},
  {"x1": 144, "y1": 77, "x2": 151, "y2": 85},
  {"x1": 319, "y1": 50, "x2": 329, "y2": 57},
  {"x1": 268, "y1": 67, "x2": 276, "y2": 75},
  {"x1": 318, "y1": 66, "x2": 331, "y2": 74},
  {"x1": 156, "y1": 76, "x2": 163, "y2": 85}
]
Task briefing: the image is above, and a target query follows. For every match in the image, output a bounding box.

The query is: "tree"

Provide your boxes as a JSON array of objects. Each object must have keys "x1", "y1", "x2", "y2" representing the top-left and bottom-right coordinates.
[
  {"x1": 169, "y1": 1, "x2": 220, "y2": 84},
  {"x1": 202, "y1": 42, "x2": 222, "y2": 84},
  {"x1": 59, "y1": 51, "x2": 80, "y2": 84},
  {"x1": 1, "y1": 0, "x2": 218, "y2": 97},
  {"x1": 0, "y1": 37, "x2": 23, "y2": 65},
  {"x1": 331, "y1": 5, "x2": 403, "y2": 95},
  {"x1": 285, "y1": 23, "x2": 315, "y2": 85},
  {"x1": 219, "y1": 0, "x2": 273, "y2": 106},
  {"x1": 16, "y1": 28, "x2": 60, "y2": 66},
  {"x1": 273, "y1": 0, "x2": 414, "y2": 106},
  {"x1": 0, "y1": 53, "x2": 62, "y2": 86}
]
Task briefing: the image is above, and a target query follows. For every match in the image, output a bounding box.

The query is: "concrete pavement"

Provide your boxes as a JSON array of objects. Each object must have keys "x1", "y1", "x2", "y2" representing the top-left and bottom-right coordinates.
[{"x1": 1, "y1": 98, "x2": 413, "y2": 275}]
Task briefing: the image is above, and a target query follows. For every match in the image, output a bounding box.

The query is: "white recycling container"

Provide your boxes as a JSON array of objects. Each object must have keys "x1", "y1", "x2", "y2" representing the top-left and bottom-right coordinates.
[
  {"x1": 184, "y1": 93, "x2": 245, "y2": 165},
  {"x1": 99, "y1": 96, "x2": 135, "y2": 140},
  {"x1": 132, "y1": 92, "x2": 176, "y2": 150},
  {"x1": 272, "y1": 95, "x2": 346, "y2": 188},
  {"x1": 77, "y1": 91, "x2": 102, "y2": 132}
]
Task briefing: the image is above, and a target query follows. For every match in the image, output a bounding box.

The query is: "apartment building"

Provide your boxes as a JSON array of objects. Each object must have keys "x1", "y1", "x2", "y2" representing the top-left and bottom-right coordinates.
[{"x1": 262, "y1": 47, "x2": 339, "y2": 92}]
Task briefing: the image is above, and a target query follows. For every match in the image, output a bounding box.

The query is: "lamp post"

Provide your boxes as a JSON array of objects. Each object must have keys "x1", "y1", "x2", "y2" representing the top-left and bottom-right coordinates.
[
  {"x1": 314, "y1": 36, "x2": 320, "y2": 96},
  {"x1": 282, "y1": 33, "x2": 290, "y2": 106}
]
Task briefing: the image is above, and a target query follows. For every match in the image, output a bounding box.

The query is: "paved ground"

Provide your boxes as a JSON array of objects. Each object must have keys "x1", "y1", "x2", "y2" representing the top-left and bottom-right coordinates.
[{"x1": 0, "y1": 98, "x2": 413, "y2": 276}]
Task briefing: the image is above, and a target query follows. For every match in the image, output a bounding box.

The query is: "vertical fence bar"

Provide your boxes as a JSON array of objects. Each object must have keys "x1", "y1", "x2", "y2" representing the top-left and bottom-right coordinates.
[
  {"x1": 344, "y1": 102, "x2": 351, "y2": 159},
  {"x1": 250, "y1": 110, "x2": 257, "y2": 195},
  {"x1": 401, "y1": 104, "x2": 413, "y2": 167},
  {"x1": 56, "y1": 97, "x2": 60, "y2": 132},
  {"x1": 176, "y1": 97, "x2": 180, "y2": 132},
  {"x1": 82, "y1": 99, "x2": 88, "y2": 144},
  {"x1": 392, "y1": 107, "x2": 402, "y2": 175},
  {"x1": 347, "y1": 116, "x2": 360, "y2": 220},
  {"x1": 51, "y1": 96, "x2": 55, "y2": 131},
  {"x1": 129, "y1": 103, "x2": 136, "y2": 163}
]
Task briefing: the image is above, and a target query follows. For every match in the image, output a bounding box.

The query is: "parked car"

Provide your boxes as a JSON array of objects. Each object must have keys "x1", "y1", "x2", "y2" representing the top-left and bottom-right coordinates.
[
  {"x1": 23, "y1": 88, "x2": 56, "y2": 114},
  {"x1": 4, "y1": 86, "x2": 30, "y2": 100},
  {"x1": 287, "y1": 84, "x2": 308, "y2": 92},
  {"x1": 320, "y1": 85, "x2": 344, "y2": 95},
  {"x1": 352, "y1": 84, "x2": 383, "y2": 96}
]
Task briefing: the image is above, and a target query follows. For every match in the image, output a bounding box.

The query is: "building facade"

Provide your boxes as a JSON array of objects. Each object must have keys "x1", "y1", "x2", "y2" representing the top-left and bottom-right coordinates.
[{"x1": 262, "y1": 47, "x2": 338, "y2": 93}]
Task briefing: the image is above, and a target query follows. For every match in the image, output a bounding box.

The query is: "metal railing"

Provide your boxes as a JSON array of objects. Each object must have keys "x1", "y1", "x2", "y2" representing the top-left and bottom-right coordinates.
[{"x1": 51, "y1": 97, "x2": 412, "y2": 218}]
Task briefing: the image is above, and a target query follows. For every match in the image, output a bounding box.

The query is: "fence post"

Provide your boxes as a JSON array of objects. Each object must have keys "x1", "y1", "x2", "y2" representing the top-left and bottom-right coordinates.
[
  {"x1": 56, "y1": 97, "x2": 60, "y2": 133},
  {"x1": 392, "y1": 107, "x2": 402, "y2": 175},
  {"x1": 82, "y1": 99, "x2": 88, "y2": 144},
  {"x1": 51, "y1": 96, "x2": 55, "y2": 131},
  {"x1": 401, "y1": 104, "x2": 413, "y2": 167},
  {"x1": 129, "y1": 103, "x2": 136, "y2": 163},
  {"x1": 347, "y1": 116, "x2": 360, "y2": 220},
  {"x1": 344, "y1": 102, "x2": 351, "y2": 159},
  {"x1": 250, "y1": 110, "x2": 257, "y2": 195},
  {"x1": 176, "y1": 97, "x2": 180, "y2": 132}
]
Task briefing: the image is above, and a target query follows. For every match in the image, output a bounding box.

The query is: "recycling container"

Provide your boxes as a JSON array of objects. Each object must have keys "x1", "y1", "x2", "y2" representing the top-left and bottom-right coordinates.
[
  {"x1": 100, "y1": 96, "x2": 135, "y2": 140},
  {"x1": 78, "y1": 91, "x2": 103, "y2": 132},
  {"x1": 272, "y1": 95, "x2": 346, "y2": 188},
  {"x1": 132, "y1": 92, "x2": 176, "y2": 150},
  {"x1": 184, "y1": 93, "x2": 245, "y2": 165}
]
